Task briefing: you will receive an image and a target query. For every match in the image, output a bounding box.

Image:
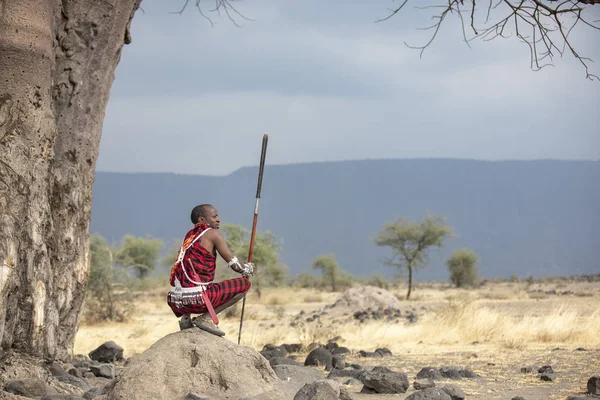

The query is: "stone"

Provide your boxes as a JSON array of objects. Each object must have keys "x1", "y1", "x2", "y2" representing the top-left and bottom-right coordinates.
[
  {"x1": 40, "y1": 396, "x2": 85, "y2": 400},
  {"x1": 360, "y1": 368, "x2": 409, "y2": 394},
  {"x1": 282, "y1": 344, "x2": 303, "y2": 353},
  {"x1": 88, "y1": 341, "x2": 123, "y2": 363},
  {"x1": 439, "y1": 367, "x2": 462, "y2": 380},
  {"x1": 104, "y1": 329, "x2": 280, "y2": 400},
  {"x1": 269, "y1": 357, "x2": 303, "y2": 367},
  {"x1": 520, "y1": 366, "x2": 534, "y2": 373},
  {"x1": 48, "y1": 362, "x2": 67, "y2": 377},
  {"x1": 538, "y1": 365, "x2": 554, "y2": 374},
  {"x1": 417, "y1": 367, "x2": 443, "y2": 380},
  {"x1": 404, "y1": 387, "x2": 452, "y2": 400},
  {"x1": 68, "y1": 368, "x2": 84, "y2": 378},
  {"x1": 331, "y1": 347, "x2": 350, "y2": 356},
  {"x1": 304, "y1": 347, "x2": 333, "y2": 371},
  {"x1": 332, "y1": 355, "x2": 345, "y2": 370},
  {"x1": 375, "y1": 348, "x2": 392, "y2": 357},
  {"x1": 540, "y1": 372, "x2": 556, "y2": 381},
  {"x1": 458, "y1": 368, "x2": 478, "y2": 378},
  {"x1": 511, "y1": 397, "x2": 526, "y2": 400},
  {"x1": 4, "y1": 379, "x2": 55, "y2": 397},
  {"x1": 327, "y1": 368, "x2": 364, "y2": 380},
  {"x1": 56, "y1": 374, "x2": 91, "y2": 391},
  {"x1": 414, "y1": 379, "x2": 435, "y2": 390},
  {"x1": 84, "y1": 372, "x2": 96, "y2": 380},
  {"x1": 588, "y1": 376, "x2": 600, "y2": 395},
  {"x1": 83, "y1": 387, "x2": 106, "y2": 400},
  {"x1": 339, "y1": 386, "x2": 354, "y2": 400},
  {"x1": 90, "y1": 364, "x2": 115, "y2": 379},
  {"x1": 184, "y1": 393, "x2": 214, "y2": 400},
  {"x1": 441, "y1": 384, "x2": 466, "y2": 400},
  {"x1": 293, "y1": 380, "x2": 340, "y2": 400}
]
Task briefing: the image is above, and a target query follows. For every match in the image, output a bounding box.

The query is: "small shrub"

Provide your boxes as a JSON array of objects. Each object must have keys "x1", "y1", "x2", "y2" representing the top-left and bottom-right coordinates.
[{"x1": 446, "y1": 249, "x2": 479, "y2": 288}]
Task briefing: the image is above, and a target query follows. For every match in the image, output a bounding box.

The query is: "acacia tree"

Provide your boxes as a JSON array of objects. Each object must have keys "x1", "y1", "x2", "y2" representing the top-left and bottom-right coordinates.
[
  {"x1": 374, "y1": 215, "x2": 452, "y2": 300},
  {"x1": 114, "y1": 234, "x2": 163, "y2": 278},
  {"x1": 312, "y1": 253, "x2": 343, "y2": 292},
  {"x1": 380, "y1": 0, "x2": 600, "y2": 79}
]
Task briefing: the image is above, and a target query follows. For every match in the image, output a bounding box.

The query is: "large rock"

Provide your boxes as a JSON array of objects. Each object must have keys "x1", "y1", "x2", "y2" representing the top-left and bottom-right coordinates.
[
  {"x1": 272, "y1": 365, "x2": 324, "y2": 393},
  {"x1": 4, "y1": 379, "x2": 56, "y2": 397},
  {"x1": 441, "y1": 384, "x2": 466, "y2": 400},
  {"x1": 304, "y1": 348, "x2": 333, "y2": 371},
  {"x1": 89, "y1": 342, "x2": 123, "y2": 364},
  {"x1": 405, "y1": 387, "x2": 452, "y2": 400},
  {"x1": 329, "y1": 286, "x2": 402, "y2": 313},
  {"x1": 588, "y1": 376, "x2": 600, "y2": 395},
  {"x1": 104, "y1": 330, "x2": 279, "y2": 400},
  {"x1": 360, "y1": 367, "x2": 409, "y2": 394},
  {"x1": 293, "y1": 380, "x2": 340, "y2": 400}
]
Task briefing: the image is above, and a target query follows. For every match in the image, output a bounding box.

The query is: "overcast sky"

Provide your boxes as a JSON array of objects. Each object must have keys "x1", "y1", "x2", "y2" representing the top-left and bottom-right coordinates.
[{"x1": 96, "y1": 0, "x2": 600, "y2": 176}]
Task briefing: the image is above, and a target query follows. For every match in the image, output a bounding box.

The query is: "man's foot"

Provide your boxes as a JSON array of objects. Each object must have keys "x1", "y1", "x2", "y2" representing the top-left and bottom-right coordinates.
[
  {"x1": 179, "y1": 314, "x2": 193, "y2": 330},
  {"x1": 192, "y1": 316, "x2": 225, "y2": 337}
]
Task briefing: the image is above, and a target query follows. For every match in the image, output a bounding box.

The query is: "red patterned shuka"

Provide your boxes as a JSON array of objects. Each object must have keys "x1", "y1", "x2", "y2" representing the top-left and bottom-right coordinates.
[{"x1": 167, "y1": 222, "x2": 251, "y2": 318}]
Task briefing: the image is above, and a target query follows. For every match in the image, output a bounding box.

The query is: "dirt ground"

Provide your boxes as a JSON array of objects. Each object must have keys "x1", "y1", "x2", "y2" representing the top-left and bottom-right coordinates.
[{"x1": 74, "y1": 280, "x2": 600, "y2": 400}]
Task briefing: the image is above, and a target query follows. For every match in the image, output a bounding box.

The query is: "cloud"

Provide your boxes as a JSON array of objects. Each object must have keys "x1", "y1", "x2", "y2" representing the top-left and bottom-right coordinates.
[{"x1": 97, "y1": 0, "x2": 600, "y2": 175}]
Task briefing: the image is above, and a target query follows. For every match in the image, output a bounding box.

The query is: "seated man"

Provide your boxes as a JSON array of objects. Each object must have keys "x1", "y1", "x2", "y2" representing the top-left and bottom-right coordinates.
[{"x1": 167, "y1": 204, "x2": 254, "y2": 336}]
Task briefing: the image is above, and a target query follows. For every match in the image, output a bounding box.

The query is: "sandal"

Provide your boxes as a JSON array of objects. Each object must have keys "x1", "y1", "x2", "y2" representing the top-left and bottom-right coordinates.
[
  {"x1": 179, "y1": 314, "x2": 193, "y2": 330},
  {"x1": 192, "y1": 316, "x2": 225, "y2": 337}
]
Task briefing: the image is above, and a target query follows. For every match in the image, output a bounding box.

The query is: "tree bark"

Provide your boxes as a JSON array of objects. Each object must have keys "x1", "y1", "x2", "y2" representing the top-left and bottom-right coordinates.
[{"x1": 0, "y1": 0, "x2": 140, "y2": 361}]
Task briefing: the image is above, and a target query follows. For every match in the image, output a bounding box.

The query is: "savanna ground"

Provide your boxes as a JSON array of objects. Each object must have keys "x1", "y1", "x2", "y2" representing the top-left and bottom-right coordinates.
[{"x1": 75, "y1": 279, "x2": 600, "y2": 400}]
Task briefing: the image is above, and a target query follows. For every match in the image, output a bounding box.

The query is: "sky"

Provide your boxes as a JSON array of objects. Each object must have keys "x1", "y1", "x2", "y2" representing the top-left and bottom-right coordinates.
[{"x1": 96, "y1": 0, "x2": 600, "y2": 176}]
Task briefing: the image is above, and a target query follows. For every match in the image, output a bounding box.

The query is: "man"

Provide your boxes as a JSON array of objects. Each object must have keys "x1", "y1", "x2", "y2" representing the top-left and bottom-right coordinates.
[{"x1": 167, "y1": 204, "x2": 254, "y2": 336}]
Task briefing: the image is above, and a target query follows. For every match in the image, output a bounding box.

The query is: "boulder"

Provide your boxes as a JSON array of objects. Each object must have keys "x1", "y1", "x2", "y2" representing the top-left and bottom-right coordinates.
[
  {"x1": 404, "y1": 387, "x2": 452, "y2": 400},
  {"x1": 360, "y1": 367, "x2": 409, "y2": 394},
  {"x1": 104, "y1": 329, "x2": 279, "y2": 399},
  {"x1": 271, "y1": 364, "x2": 324, "y2": 391},
  {"x1": 414, "y1": 379, "x2": 435, "y2": 390},
  {"x1": 293, "y1": 380, "x2": 340, "y2": 400},
  {"x1": 588, "y1": 376, "x2": 600, "y2": 395},
  {"x1": 330, "y1": 347, "x2": 350, "y2": 356},
  {"x1": 540, "y1": 372, "x2": 556, "y2": 381},
  {"x1": 417, "y1": 367, "x2": 443, "y2": 380},
  {"x1": 331, "y1": 355, "x2": 345, "y2": 370},
  {"x1": 4, "y1": 379, "x2": 56, "y2": 397},
  {"x1": 538, "y1": 365, "x2": 554, "y2": 374},
  {"x1": 439, "y1": 367, "x2": 462, "y2": 380},
  {"x1": 327, "y1": 368, "x2": 364, "y2": 380},
  {"x1": 88, "y1": 342, "x2": 123, "y2": 364},
  {"x1": 304, "y1": 348, "x2": 333, "y2": 371},
  {"x1": 89, "y1": 364, "x2": 116, "y2": 379},
  {"x1": 269, "y1": 357, "x2": 303, "y2": 367},
  {"x1": 440, "y1": 384, "x2": 466, "y2": 400},
  {"x1": 40, "y1": 396, "x2": 85, "y2": 400}
]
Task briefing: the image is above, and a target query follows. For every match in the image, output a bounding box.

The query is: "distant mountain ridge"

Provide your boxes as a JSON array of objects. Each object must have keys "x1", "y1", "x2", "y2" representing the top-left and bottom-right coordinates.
[{"x1": 90, "y1": 159, "x2": 600, "y2": 281}]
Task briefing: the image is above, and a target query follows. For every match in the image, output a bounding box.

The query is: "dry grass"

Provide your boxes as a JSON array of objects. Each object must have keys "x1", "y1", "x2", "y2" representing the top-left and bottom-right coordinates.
[{"x1": 74, "y1": 282, "x2": 600, "y2": 360}]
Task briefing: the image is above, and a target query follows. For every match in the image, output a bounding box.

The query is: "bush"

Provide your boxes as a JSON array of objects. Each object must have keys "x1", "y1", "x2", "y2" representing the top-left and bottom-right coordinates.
[
  {"x1": 446, "y1": 248, "x2": 479, "y2": 288},
  {"x1": 85, "y1": 234, "x2": 134, "y2": 324}
]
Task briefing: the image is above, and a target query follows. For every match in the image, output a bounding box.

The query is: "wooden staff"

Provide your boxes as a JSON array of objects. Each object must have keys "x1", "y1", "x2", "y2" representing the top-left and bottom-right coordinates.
[{"x1": 238, "y1": 133, "x2": 268, "y2": 345}]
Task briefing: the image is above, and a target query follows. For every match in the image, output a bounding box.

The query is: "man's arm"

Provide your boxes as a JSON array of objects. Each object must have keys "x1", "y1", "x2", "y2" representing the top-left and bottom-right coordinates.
[{"x1": 208, "y1": 230, "x2": 254, "y2": 277}]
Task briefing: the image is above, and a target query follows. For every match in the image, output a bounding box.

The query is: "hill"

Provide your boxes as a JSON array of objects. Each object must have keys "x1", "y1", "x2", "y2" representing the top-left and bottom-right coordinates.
[{"x1": 90, "y1": 159, "x2": 600, "y2": 281}]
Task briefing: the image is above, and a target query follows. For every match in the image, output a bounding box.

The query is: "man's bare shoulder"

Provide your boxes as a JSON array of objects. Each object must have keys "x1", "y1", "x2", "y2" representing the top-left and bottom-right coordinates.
[{"x1": 203, "y1": 228, "x2": 223, "y2": 241}]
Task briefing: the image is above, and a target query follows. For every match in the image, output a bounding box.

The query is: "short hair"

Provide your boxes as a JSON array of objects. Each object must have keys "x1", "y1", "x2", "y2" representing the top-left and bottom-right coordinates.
[{"x1": 190, "y1": 204, "x2": 214, "y2": 224}]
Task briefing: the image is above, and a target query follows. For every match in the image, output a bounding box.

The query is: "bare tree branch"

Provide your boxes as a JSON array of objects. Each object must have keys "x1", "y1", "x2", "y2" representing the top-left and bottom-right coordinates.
[
  {"x1": 379, "y1": 0, "x2": 600, "y2": 80},
  {"x1": 171, "y1": 0, "x2": 253, "y2": 28}
]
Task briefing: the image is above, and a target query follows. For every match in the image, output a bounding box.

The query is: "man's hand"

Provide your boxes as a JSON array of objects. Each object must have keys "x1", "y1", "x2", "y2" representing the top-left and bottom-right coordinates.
[{"x1": 241, "y1": 262, "x2": 255, "y2": 278}]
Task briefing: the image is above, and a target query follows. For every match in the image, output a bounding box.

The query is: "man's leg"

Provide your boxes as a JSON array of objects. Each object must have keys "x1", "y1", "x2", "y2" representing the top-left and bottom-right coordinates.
[{"x1": 200, "y1": 292, "x2": 246, "y2": 321}]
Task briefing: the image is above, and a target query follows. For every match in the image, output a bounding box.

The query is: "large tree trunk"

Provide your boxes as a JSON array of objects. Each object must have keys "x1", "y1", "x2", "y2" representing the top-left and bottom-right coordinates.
[{"x1": 0, "y1": 0, "x2": 140, "y2": 361}]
